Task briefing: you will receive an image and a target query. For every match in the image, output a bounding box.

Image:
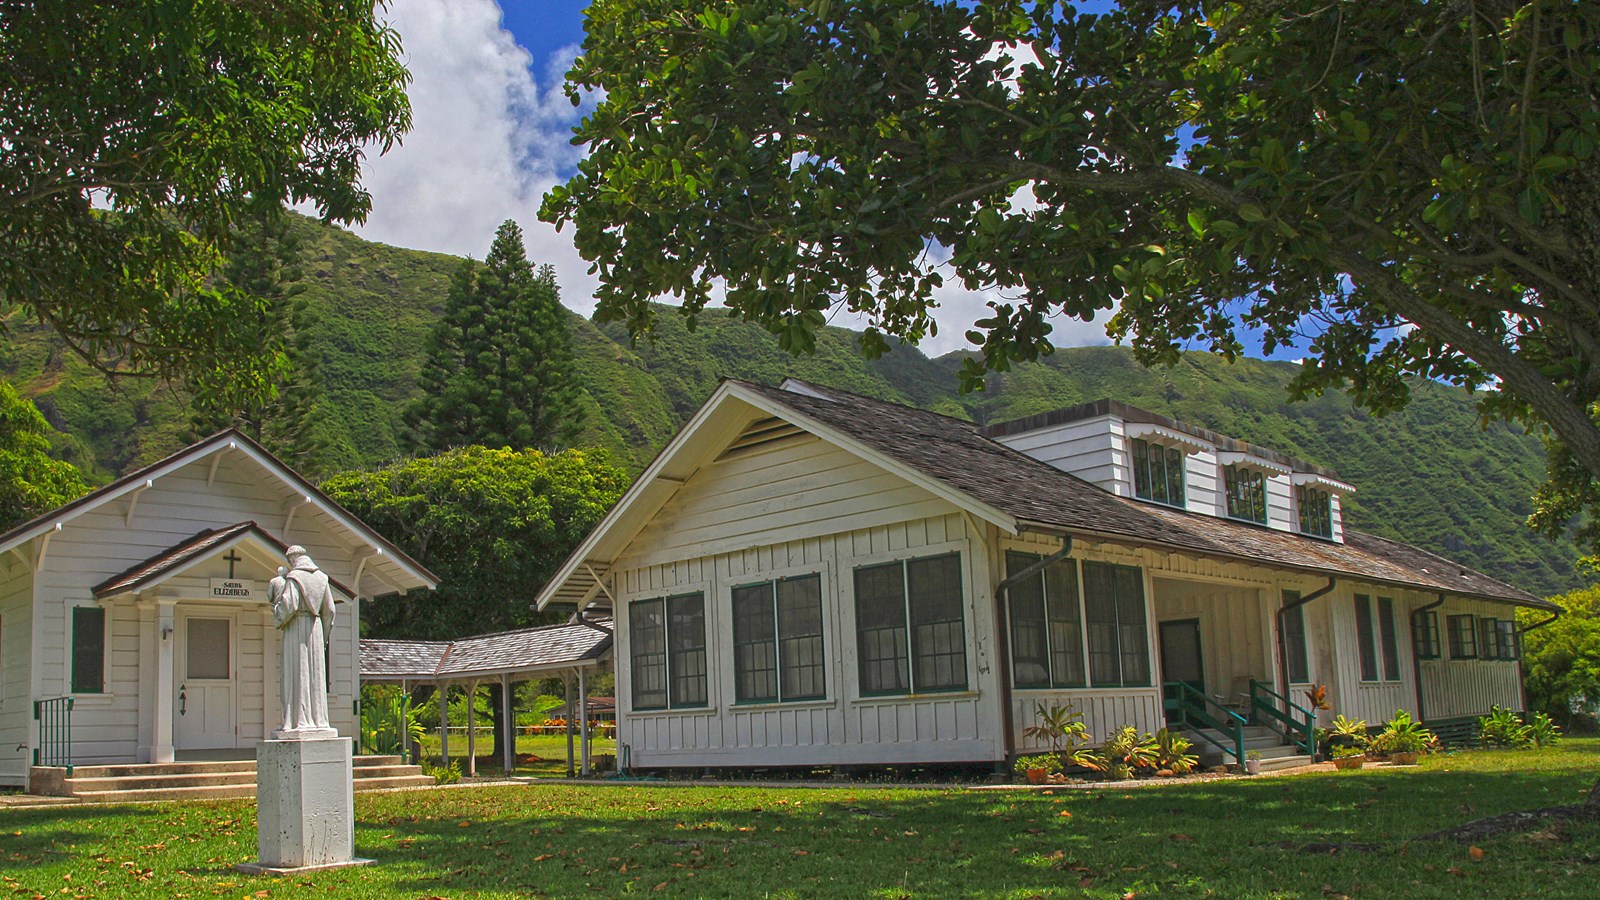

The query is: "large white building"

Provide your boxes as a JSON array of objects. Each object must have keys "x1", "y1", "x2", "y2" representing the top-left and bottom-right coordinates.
[
  {"x1": 534, "y1": 380, "x2": 1556, "y2": 771},
  {"x1": 0, "y1": 430, "x2": 436, "y2": 788}
]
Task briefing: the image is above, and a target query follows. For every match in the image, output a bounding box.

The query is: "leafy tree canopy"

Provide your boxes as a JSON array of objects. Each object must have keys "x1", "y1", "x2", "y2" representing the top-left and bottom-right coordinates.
[
  {"x1": 321, "y1": 446, "x2": 628, "y2": 640},
  {"x1": 0, "y1": 380, "x2": 89, "y2": 530},
  {"x1": 1520, "y1": 587, "x2": 1600, "y2": 728},
  {"x1": 0, "y1": 0, "x2": 411, "y2": 405},
  {"x1": 544, "y1": 0, "x2": 1600, "y2": 537},
  {"x1": 405, "y1": 220, "x2": 586, "y2": 454}
]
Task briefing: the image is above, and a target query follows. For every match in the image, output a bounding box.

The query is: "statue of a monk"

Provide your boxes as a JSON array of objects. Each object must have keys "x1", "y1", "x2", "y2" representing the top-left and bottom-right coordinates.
[{"x1": 270, "y1": 546, "x2": 337, "y2": 738}]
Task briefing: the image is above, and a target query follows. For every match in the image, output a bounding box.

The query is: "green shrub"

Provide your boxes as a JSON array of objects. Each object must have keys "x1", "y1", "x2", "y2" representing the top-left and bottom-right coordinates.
[
  {"x1": 1153, "y1": 728, "x2": 1198, "y2": 774},
  {"x1": 1075, "y1": 726, "x2": 1159, "y2": 781},
  {"x1": 1527, "y1": 711, "x2": 1563, "y2": 748},
  {"x1": 1011, "y1": 753, "x2": 1063, "y2": 775},
  {"x1": 421, "y1": 759, "x2": 462, "y2": 785},
  {"x1": 1478, "y1": 705, "x2": 1535, "y2": 748},
  {"x1": 1369, "y1": 709, "x2": 1433, "y2": 756}
]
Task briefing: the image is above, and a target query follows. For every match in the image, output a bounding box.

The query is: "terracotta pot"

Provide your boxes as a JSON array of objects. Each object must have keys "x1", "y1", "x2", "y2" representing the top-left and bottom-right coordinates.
[
  {"x1": 1389, "y1": 751, "x2": 1419, "y2": 766},
  {"x1": 1332, "y1": 756, "x2": 1365, "y2": 770},
  {"x1": 1245, "y1": 759, "x2": 1262, "y2": 775},
  {"x1": 1024, "y1": 768, "x2": 1050, "y2": 785}
]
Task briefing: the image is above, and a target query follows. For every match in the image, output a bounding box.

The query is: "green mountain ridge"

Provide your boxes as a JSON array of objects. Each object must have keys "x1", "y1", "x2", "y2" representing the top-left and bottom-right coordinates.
[{"x1": 0, "y1": 214, "x2": 1580, "y2": 596}]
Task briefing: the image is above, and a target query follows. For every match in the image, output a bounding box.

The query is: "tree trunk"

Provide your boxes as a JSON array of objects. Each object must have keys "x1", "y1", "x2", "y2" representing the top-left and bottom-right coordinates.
[{"x1": 487, "y1": 681, "x2": 507, "y2": 772}]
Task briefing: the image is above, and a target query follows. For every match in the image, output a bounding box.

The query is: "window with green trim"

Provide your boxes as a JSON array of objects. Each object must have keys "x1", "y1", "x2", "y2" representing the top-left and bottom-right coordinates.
[
  {"x1": 854, "y1": 553, "x2": 967, "y2": 695},
  {"x1": 1354, "y1": 594, "x2": 1379, "y2": 682},
  {"x1": 731, "y1": 574, "x2": 825, "y2": 703},
  {"x1": 1378, "y1": 597, "x2": 1400, "y2": 681},
  {"x1": 1083, "y1": 562, "x2": 1149, "y2": 688},
  {"x1": 1447, "y1": 614, "x2": 1478, "y2": 659},
  {"x1": 1297, "y1": 486, "x2": 1333, "y2": 538},
  {"x1": 1281, "y1": 591, "x2": 1311, "y2": 683},
  {"x1": 1495, "y1": 620, "x2": 1520, "y2": 660},
  {"x1": 1411, "y1": 609, "x2": 1441, "y2": 660},
  {"x1": 1223, "y1": 465, "x2": 1268, "y2": 523},
  {"x1": 629, "y1": 592, "x2": 707, "y2": 711},
  {"x1": 1478, "y1": 617, "x2": 1504, "y2": 662},
  {"x1": 1005, "y1": 551, "x2": 1086, "y2": 689},
  {"x1": 71, "y1": 606, "x2": 105, "y2": 694},
  {"x1": 1131, "y1": 438, "x2": 1186, "y2": 507}
]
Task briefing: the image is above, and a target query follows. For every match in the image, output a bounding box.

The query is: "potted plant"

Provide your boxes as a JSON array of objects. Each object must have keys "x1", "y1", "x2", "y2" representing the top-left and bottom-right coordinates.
[
  {"x1": 1331, "y1": 745, "x2": 1365, "y2": 770},
  {"x1": 1012, "y1": 752, "x2": 1062, "y2": 784},
  {"x1": 1244, "y1": 750, "x2": 1263, "y2": 775}
]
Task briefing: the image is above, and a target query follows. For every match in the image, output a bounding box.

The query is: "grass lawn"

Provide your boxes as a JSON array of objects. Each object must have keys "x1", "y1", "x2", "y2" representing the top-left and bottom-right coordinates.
[{"x1": 3, "y1": 740, "x2": 1597, "y2": 898}]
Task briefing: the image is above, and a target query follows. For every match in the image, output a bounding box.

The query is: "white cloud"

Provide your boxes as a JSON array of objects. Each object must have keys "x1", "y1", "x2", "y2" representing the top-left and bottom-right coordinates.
[
  {"x1": 345, "y1": 0, "x2": 1109, "y2": 359},
  {"x1": 338, "y1": 0, "x2": 599, "y2": 309}
]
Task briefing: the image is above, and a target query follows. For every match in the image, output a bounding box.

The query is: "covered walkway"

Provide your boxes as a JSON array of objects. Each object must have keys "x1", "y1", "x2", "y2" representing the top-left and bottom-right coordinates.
[{"x1": 360, "y1": 614, "x2": 612, "y2": 776}]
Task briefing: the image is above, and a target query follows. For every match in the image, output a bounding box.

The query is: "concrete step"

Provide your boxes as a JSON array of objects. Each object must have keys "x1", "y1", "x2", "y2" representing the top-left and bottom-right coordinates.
[
  {"x1": 1257, "y1": 754, "x2": 1313, "y2": 772},
  {"x1": 73, "y1": 784, "x2": 258, "y2": 803},
  {"x1": 62, "y1": 771, "x2": 257, "y2": 792},
  {"x1": 352, "y1": 774, "x2": 436, "y2": 791},
  {"x1": 66, "y1": 760, "x2": 257, "y2": 779},
  {"x1": 351, "y1": 764, "x2": 427, "y2": 779},
  {"x1": 353, "y1": 755, "x2": 404, "y2": 768}
]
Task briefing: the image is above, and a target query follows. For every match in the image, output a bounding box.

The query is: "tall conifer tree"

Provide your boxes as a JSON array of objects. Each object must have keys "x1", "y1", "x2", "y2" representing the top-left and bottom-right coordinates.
[{"x1": 405, "y1": 220, "x2": 585, "y2": 453}]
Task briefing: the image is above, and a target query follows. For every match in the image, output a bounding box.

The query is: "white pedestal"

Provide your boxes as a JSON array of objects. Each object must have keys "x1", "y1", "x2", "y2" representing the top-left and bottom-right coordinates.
[{"x1": 237, "y1": 736, "x2": 371, "y2": 875}]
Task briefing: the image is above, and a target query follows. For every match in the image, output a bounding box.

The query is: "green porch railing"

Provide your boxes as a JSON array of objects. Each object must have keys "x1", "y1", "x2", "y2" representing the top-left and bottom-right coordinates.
[
  {"x1": 1249, "y1": 680, "x2": 1315, "y2": 757},
  {"x1": 33, "y1": 697, "x2": 73, "y2": 774},
  {"x1": 1164, "y1": 681, "x2": 1249, "y2": 769}
]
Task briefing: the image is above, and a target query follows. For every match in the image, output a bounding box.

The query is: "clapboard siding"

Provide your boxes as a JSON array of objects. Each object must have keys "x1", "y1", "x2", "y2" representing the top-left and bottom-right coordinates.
[
  {"x1": 622, "y1": 437, "x2": 952, "y2": 569},
  {"x1": 993, "y1": 416, "x2": 1123, "y2": 493},
  {"x1": 3, "y1": 448, "x2": 368, "y2": 779},
  {"x1": 0, "y1": 563, "x2": 33, "y2": 785}
]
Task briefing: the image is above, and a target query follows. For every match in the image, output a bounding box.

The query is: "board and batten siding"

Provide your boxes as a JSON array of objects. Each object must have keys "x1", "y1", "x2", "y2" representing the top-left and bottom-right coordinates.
[
  {"x1": 615, "y1": 499, "x2": 1005, "y2": 768},
  {"x1": 0, "y1": 562, "x2": 33, "y2": 785},
  {"x1": 1418, "y1": 596, "x2": 1525, "y2": 721},
  {"x1": 23, "y1": 452, "x2": 361, "y2": 770}
]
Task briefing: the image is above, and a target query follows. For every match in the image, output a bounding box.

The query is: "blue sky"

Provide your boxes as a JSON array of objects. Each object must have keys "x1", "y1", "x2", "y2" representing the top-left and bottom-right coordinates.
[{"x1": 350, "y1": 1, "x2": 1305, "y2": 362}]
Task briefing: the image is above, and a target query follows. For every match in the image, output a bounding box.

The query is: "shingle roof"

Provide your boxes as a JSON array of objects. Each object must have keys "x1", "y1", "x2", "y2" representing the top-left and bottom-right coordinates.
[
  {"x1": 360, "y1": 618, "x2": 614, "y2": 681},
  {"x1": 739, "y1": 380, "x2": 1554, "y2": 611},
  {"x1": 92, "y1": 521, "x2": 355, "y2": 599}
]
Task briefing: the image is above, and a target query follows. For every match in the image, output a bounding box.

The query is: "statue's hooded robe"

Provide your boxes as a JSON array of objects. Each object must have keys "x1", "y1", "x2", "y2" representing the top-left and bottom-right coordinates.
[{"x1": 271, "y1": 549, "x2": 335, "y2": 735}]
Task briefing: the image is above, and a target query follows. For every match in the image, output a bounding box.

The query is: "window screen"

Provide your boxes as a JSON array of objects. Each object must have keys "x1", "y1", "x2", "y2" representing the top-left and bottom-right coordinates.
[
  {"x1": 71, "y1": 606, "x2": 105, "y2": 694},
  {"x1": 855, "y1": 554, "x2": 967, "y2": 695},
  {"x1": 1411, "y1": 609, "x2": 1440, "y2": 660},
  {"x1": 185, "y1": 618, "x2": 231, "y2": 680},
  {"x1": 667, "y1": 593, "x2": 707, "y2": 707},
  {"x1": 1495, "y1": 620, "x2": 1519, "y2": 660},
  {"x1": 732, "y1": 583, "x2": 778, "y2": 702},
  {"x1": 1354, "y1": 595, "x2": 1379, "y2": 682},
  {"x1": 1448, "y1": 614, "x2": 1477, "y2": 659},
  {"x1": 1083, "y1": 562, "x2": 1149, "y2": 687},
  {"x1": 629, "y1": 598, "x2": 667, "y2": 710},
  {"x1": 855, "y1": 562, "x2": 909, "y2": 695},
  {"x1": 1281, "y1": 591, "x2": 1310, "y2": 683},
  {"x1": 1377, "y1": 597, "x2": 1400, "y2": 681},
  {"x1": 733, "y1": 575, "x2": 825, "y2": 703}
]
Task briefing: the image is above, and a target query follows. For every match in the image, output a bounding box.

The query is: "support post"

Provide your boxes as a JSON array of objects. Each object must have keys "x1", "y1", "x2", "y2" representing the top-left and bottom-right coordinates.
[
  {"x1": 564, "y1": 672, "x2": 575, "y2": 777},
  {"x1": 465, "y1": 681, "x2": 477, "y2": 777},
  {"x1": 579, "y1": 667, "x2": 590, "y2": 776},
  {"x1": 152, "y1": 600, "x2": 177, "y2": 763},
  {"x1": 501, "y1": 673, "x2": 514, "y2": 776},
  {"x1": 439, "y1": 683, "x2": 449, "y2": 766}
]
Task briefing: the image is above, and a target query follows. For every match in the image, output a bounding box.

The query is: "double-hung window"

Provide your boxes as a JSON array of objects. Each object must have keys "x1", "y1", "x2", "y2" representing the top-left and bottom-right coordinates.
[
  {"x1": 1447, "y1": 614, "x2": 1478, "y2": 659},
  {"x1": 1224, "y1": 466, "x2": 1268, "y2": 523},
  {"x1": 1495, "y1": 620, "x2": 1520, "y2": 660},
  {"x1": 1082, "y1": 562, "x2": 1150, "y2": 687},
  {"x1": 1411, "y1": 609, "x2": 1441, "y2": 660},
  {"x1": 1354, "y1": 595, "x2": 1401, "y2": 682},
  {"x1": 1298, "y1": 486, "x2": 1333, "y2": 538},
  {"x1": 1131, "y1": 439, "x2": 1186, "y2": 507},
  {"x1": 854, "y1": 553, "x2": 967, "y2": 695},
  {"x1": 731, "y1": 574, "x2": 825, "y2": 703},
  {"x1": 71, "y1": 606, "x2": 106, "y2": 694},
  {"x1": 1280, "y1": 591, "x2": 1311, "y2": 683},
  {"x1": 1005, "y1": 551, "x2": 1086, "y2": 688},
  {"x1": 629, "y1": 593, "x2": 707, "y2": 710}
]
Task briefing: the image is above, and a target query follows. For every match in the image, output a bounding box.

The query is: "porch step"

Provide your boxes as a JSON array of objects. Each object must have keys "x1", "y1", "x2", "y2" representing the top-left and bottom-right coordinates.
[
  {"x1": 30, "y1": 755, "x2": 432, "y2": 802},
  {"x1": 1257, "y1": 754, "x2": 1313, "y2": 773}
]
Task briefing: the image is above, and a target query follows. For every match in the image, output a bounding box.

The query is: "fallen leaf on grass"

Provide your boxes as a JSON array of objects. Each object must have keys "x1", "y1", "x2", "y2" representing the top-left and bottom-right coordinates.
[
  {"x1": 1469, "y1": 846, "x2": 1486, "y2": 861},
  {"x1": 532, "y1": 854, "x2": 555, "y2": 863},
  {"x1": 1170, "y1": 833, "x2": 1193, "y2": 842},
  {"x1": 793, "y1": 850, "x2": 809, "y2": 856}
]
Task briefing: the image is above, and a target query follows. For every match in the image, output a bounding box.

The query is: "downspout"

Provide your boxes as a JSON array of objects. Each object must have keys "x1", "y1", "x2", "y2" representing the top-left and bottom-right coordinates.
[
  {"x1": 1274, "y1": 577, "x2": 1338, "y2": 701},
  {"x1": 1516, "y1": 607, "x2": 1564, "y2": 715},
  {"x1": 993, "y1": 534, "x2": 1073, "y2": 761},
  {"x1": 1410, "y1": 593, "x2": 1447, "y2": 725}
]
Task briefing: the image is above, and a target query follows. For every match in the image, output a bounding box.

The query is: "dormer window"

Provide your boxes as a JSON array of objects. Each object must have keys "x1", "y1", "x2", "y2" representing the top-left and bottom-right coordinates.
[
  {"x1": 1297, "y1": 486, "x2": 1333, "y2": 538},
  {"x1": 1131, "y1": 438, "x2": 1186, "y2": 507},
  {"x1": 1224, "y1": 465, "x2": 1268, "y2": 524}
]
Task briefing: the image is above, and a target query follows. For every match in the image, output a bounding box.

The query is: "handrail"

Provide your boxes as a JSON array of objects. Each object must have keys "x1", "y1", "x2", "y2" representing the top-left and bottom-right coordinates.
[
  {"x1": 1164, "y1": 681, "x2": 1248, "y2": 768},
  {"x1": 1249, "y1": 680, "x2": 1315, "y2": 756},
  {"x1": 33, "y1": 697, "x2": 74, "y2": 774}
]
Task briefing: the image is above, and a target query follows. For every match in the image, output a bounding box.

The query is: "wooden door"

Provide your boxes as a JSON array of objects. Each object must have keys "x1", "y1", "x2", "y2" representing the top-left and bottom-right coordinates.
[
  {"x1": 1159, "y1": 618, "x2": 1205, "y2": 703},
  {"x1": 175, "y1": 614, "x2": 236, "y2": 749}
]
